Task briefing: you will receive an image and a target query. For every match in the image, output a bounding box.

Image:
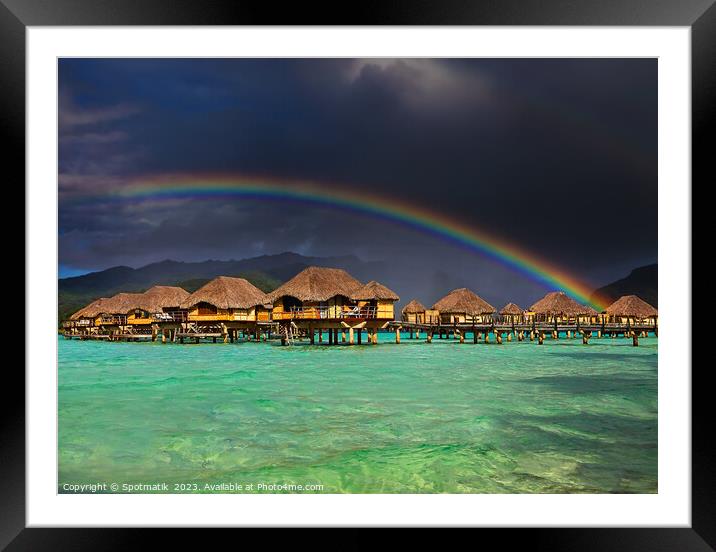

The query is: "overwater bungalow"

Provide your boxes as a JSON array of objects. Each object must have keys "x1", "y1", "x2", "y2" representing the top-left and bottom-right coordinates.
[
  {"x1": 529, "y1": 291, "x2": 597, "y2": 324},
  {"x1": 126, "y1": 285, "x2": 190, "y2": 325},
  {"x1": 432, "y1": 288, "x2": 496, "y2": 325},
  {"x1": 181, "y1": 276, "x2": 271, "y2": 325},
  {"x1": 605, "y1": 295, "x2": 658, "y2": 326},
  {"x1": 65, "y1": 297, "x2": 112, "y2": 335},
  {"x1": 350, "y1": 280, "x2": 400, "y2": 320},
  {"x1": 269, "y1": 266, "x2": 362, "y2": 320},
  {"x1": 401, "y1": 299, "x2": 440, "y2": 325},
  {"x1": 96, "y1": 292, "x2": 145, "y2": 327},
  {"x1": 402, "y1": 299, "x2": 426, "y2": 324},
  {"x1": 268, "y1": 266, "x2": 398, "y2": 344},
  {"x1": 499, "y1": 302, "x2": 524, "y2": 324},
  {"x1": 175, "y1": 276, "x2": 272, "y2": 342}
]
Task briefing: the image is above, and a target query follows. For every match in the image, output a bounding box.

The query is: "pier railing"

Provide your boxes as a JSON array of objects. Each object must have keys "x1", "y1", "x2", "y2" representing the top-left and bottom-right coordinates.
[
  {"x1": 275, "y1": 305, "x2": 379, "y2": 320},
  {"x1": 62, "y1": 319, "x2": 93, "y2": 328},
  {"x1": 153, "y1": 310, "x2": 188, "y2": 323},
  {"x1": 99, "y1": 315, "x2": 127, "y2": 325}
]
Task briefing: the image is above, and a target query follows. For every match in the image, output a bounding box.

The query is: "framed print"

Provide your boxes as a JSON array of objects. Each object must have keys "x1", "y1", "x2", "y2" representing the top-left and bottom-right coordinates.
[{"x1": 6, "y1": 0, "x2": 708, "y2": 547}]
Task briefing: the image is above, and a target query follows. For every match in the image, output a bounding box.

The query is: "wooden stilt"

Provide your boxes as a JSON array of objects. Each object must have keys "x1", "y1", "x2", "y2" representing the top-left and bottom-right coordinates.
[
  {"x1": 427, "y1": 331, "x2": 433, "y2": 343},
  {"x1": 341, "y1": 330, "x2": 346, "y2": 343},
  {"x1": 395, "y1": 328, "x2": 401, "y2": 344},
  {"x1": 357, "y1": 329, "x2": 362, "y2": 344},
  {"x1": 349, "y1": 327, "x2": 354, "y2": 345},
  {"x1": 632, "y1": 332, "x2": 639, "y2": 347},
  {"x1": 473, "y1": 331, "x2": 478, "y2": 344},
  {"x1": 507, "y1": 332, "x2": 512, "y2": 342},
  {"x1": 329, "y1": 329, "x2": 334, "y2": 345},
  {"x1": 459, "y1": 331, "x2": 465, "y2": 343},
  {"x1": 529, "y1": 330, "x2": 535, "y2": 341},
  {"x1": 485, "y1": 332, "x2": 490, "y2": 344},
  {"x1": 496, "y1": 332, "x2": 503, "y2": 345},
  {"x1": 538, "y1": 332, "x2": 544, "y2": 345},
  {"x1": 318, "y1": 329, "x2": 323, "y2": 343}
]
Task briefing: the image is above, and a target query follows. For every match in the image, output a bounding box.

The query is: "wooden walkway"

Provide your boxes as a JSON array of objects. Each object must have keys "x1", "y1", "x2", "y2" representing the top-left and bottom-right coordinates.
[
  {"x1": 62, "y1": 320, "x2": 657, "y2": 347},
  {"x1": 387, "y1": 321, "x2": 657, "y2": 346}
]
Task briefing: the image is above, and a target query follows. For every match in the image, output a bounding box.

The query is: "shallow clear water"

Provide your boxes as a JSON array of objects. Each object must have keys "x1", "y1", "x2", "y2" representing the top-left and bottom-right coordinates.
[{"x1": 58, "y1": 333, "x2": 657, "y2": 493}]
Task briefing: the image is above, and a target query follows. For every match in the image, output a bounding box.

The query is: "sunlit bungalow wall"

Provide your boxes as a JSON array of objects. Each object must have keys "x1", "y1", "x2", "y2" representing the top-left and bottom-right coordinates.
[
  {"x1": 401, "y1": 299, "x2": 426, "y2": 324},
  {"x1": 432, "y1": 288, "x2": 496, "y2": 324},
  {"x1": 401, "y1": 300, "x2": 439, "y2": 324},
  {"x1": 271, "y1": 295, "x2": 351, "y2": 320},
  {"x1": 181, "y1": 276, "x2": 271, "y2": 322},
  {"x1": 528, "y1": 291, "x2": 598, "y2": 324},
  {"x1": 604, "y1": 295, "x2": 658, "y2": 326},
  {"x1": 499, "y1": 302, "x2": 524, "y2": 324}
]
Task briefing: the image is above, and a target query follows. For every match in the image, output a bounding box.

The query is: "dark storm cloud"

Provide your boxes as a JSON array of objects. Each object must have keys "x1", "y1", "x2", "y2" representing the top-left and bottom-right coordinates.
[{"x1": 58, "y1": 58, "x2": 657, "y2": 300}]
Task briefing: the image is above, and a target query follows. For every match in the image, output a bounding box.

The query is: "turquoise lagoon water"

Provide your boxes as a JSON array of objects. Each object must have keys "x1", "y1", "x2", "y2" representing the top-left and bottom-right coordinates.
[{"x1": 58, "y1": 333, "x2": 657, "y2": 493}]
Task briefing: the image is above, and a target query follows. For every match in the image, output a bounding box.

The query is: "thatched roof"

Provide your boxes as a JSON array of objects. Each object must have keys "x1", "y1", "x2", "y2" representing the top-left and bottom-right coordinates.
[
  {"x1": 605, "y1": 295, "x2": 657, "y2": 317},
  {"x1": 181, "y1": 276, "x2": 268, "y2": 310},
  {"x1": 141, "y1": 286, "x2": 190, "y2": 311},
  {"x1": 402, "y1": 299, "x2": 427, "y2": 314},
  {"x1": 500, "y1": 302, "x2": 523, "y2": 315},
  {"x1": 530, "y1": 291, "x2": 597, "y2": 316},
  {"x1": 99, "y1": 292, "x2": 146, "y2": 315},
  {"x1": 267, "y1": 266, "x2": 362, "y2": 302},
  {"x1": 70, "y1": 297, "x2": 111, "y2": 319},
  {"x1": 350, "y1": 280, "x2": 399, "y2": 301},
  {"x1": 432, "y1": 288, "x2": 495, "y2": 314},
  {"x1": 70, "y1": 285, "x2": 191, "y2": 319}
]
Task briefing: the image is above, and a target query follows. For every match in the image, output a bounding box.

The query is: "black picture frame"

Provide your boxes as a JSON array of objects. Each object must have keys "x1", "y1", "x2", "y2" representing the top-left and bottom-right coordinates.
[{"x1": 5, "y1": 0, "x2": 706, "y2": 547}]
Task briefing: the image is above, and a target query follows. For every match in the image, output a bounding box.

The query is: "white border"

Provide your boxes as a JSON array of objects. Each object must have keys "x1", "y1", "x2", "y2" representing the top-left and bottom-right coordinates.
[{"x1": 27, "y1": 27, "x2": 691, "y2": 527}]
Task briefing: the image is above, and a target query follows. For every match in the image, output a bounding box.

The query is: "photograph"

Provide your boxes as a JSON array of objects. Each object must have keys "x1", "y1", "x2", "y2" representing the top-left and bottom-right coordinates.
[{"x1": 56, "y1": 57, "x2": 659, "y2": 495}]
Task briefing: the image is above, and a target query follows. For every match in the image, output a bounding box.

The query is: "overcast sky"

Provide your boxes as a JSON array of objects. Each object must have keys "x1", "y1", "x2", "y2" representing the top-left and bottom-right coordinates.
[{"x1": 58, "y1": 58, "x2": 657, "y2": 305}]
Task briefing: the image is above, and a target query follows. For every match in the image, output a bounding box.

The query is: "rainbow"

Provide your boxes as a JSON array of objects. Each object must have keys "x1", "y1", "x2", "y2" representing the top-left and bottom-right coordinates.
[{"x1": 115, "y1": 175, "x2": 607, "y2": 310}]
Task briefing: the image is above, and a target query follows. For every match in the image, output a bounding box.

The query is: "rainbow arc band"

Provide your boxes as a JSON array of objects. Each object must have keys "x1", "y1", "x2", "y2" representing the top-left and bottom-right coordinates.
[{"x1": 115, "y1": 176, "x2": 607, "y2": 310}]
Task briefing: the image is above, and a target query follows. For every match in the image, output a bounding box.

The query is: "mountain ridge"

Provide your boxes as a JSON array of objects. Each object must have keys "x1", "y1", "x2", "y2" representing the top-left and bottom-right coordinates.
[{"x1": 590, "y1": 264, "x2": 657, "y2": 308}]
